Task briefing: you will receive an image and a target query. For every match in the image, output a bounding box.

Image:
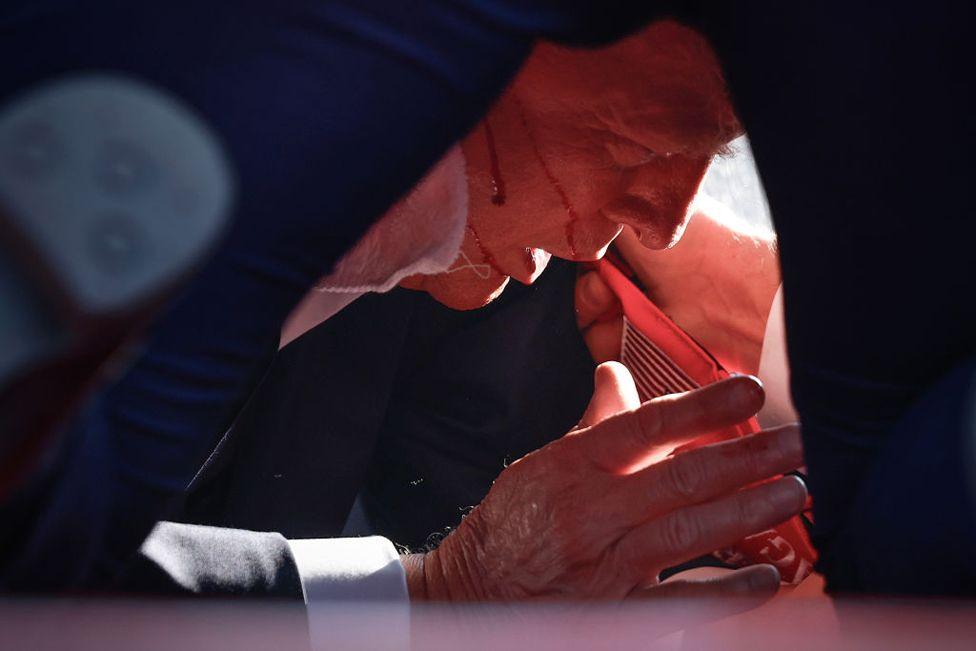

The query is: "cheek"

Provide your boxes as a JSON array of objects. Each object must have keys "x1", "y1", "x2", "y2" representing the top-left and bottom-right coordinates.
[{"x1": 524, "y1": 163, "x2": 625, "y2": 259}]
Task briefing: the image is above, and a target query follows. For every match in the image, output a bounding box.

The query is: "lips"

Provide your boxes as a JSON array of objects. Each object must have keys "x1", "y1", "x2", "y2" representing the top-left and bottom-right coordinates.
[{"x1": 499, "y1": 246, "x2": 552, "y2": 285}]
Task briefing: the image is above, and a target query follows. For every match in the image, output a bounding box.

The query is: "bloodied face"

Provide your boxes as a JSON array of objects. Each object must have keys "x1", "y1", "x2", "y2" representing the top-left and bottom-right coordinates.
[{"x1": 402, "y1": 20, "x2": 741, "y2": 309}]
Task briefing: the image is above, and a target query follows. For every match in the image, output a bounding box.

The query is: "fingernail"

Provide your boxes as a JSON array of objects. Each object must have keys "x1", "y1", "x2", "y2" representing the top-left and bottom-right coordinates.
[
  {"x1": 773, "y1": 424, "x2": 803, "y2": 459},
  {"x1": 730, "y1": 375, "x2": 764, "y2": 408},
  {"x1": 771, "y1": 476, "x2": 807, "y2": 512},
  {"x1": 747, "y1": 564, "x2": 780, "y2": 591}
]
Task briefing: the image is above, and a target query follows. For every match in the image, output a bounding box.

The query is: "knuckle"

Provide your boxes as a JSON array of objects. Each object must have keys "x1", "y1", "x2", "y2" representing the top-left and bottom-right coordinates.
[
  {"x1": 664, "y1": 454, "x2": 706, "y2": 501},
  {"x1": 735, "y1": 490, "x2": 760, "y2": 527},
  {"x1": 602, "y1": 539, "x2": 636, "y2": 586},
  {"x1": 738, "y1": 436, "x2": 768, "y2": 480},
  {"x1": 633, "y1": 404, "x2": 664, "y2": 446},
  {"x1": 532, "y1": 438, "x2": 574, "y2": 470},
  {"x1": 717, "y1": 433, "x2": 774, "y2": 487},
  {"x1": 777, "y1": 425, "x2": 804, "y2": 465},
  {"x1": 661, "y1": 510, "x2": 700, "y2": 556}
]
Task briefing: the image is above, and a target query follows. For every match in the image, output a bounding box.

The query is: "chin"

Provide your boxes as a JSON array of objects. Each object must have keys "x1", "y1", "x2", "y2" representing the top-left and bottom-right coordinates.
[{"x1": 427, "y1": 276, "x2": 511, "y2": 311}]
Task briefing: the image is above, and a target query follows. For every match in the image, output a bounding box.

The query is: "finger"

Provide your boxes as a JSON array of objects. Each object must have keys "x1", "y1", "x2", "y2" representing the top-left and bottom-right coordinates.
[
  {"x1": 571, "y1": 375, "x2": 764, "y2": 472},
  {"x1": 582, "y1": 316, "x2": 622, "y2": 363},
  {"x1": 628, "y1": 564, "x2": 780, "y2": 616},
  {"x1": 629, "y1": 565, "x2": 780, "y2": 631},
  {"x1": 614, "y1": 475, "x2": 807, "y2": 578},
  {"x1": 577, "y1": 362, "x2": 641, "y2": 429},
  {"x1": 575, "y1": 270, "x2": 619, "y2": 330},
  {"x1": 611, "y1": 424, "x2": 803, "y2": 526}
]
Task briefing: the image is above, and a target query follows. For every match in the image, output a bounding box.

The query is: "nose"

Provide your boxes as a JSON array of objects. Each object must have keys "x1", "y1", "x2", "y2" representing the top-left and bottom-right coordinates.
[
  {"x1": 604, "y1": 154, "x2": 712, "y2": 250},
  {"x1": 632, "y1": 223, "x2": 684, "y2": 250}
]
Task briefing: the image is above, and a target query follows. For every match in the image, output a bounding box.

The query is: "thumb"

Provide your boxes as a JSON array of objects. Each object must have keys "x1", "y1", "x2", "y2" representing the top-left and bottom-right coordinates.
[
  {"x1": 575, "y1": 270, "x2": 620, "y2": 329},
  {"x1": 577, "y1": 361, "x2": 640, "y2": 429}
]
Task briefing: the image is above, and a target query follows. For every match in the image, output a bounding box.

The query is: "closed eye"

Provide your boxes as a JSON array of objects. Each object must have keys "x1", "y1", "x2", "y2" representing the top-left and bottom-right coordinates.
[{"x1": 604, "y1": 138, "x2": 658, "y2": 169}]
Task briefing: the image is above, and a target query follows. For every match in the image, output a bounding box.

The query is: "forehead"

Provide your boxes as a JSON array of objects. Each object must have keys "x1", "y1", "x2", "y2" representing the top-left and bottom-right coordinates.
[{"x1": 515, "y1": 21, "x2": 741, "y2": 157}]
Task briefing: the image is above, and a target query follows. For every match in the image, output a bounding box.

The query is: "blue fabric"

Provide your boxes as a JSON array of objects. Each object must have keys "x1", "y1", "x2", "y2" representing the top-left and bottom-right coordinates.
[
  {"x1": 180, "y1": 258, "x2": 595, "y2": 550},
  {"x1": 835, "y1": 358, "x2": 976, "y2": 595},
  {"x1": 2, "y1": 1, "x2": 974, "y2": 596},
  {"x1": 0, "y1": 0, "x2": 667, "y2": 590}
]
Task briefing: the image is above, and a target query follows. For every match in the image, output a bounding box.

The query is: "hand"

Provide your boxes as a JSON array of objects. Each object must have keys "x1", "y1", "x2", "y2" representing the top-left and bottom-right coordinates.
[
  {"x1": 406, "y1": 365, "x2": 806, "y2": 603},
  {"x1": 575, "y1": 267, "x2": 624, "y2": 364},
  {"x1": 576, "y1": 207, "x2": 781, "y2": 374}
]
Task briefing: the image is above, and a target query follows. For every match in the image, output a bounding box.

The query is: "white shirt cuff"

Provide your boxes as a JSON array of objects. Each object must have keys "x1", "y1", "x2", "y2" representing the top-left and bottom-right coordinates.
[
  {"x1": 287, "y1": 535, "x2": 407, "y2": 602},
  {"x1": 288, "y1": 536, "x2": 409, "y2": 650}
]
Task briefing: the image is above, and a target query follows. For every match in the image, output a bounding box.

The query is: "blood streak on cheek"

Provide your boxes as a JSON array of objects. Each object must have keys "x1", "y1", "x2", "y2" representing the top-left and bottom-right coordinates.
[
  {"x1": 483, "y1": 119, "x2": 507, "y2": 206},
  {"x1": 467, "y1": 224, "x2": 507, "y2": 277},
  {"x1": 514, "y1": 98, "x2": 582, "y2": 258},
  {"x1": 486, "y1": 118, "x2": 541, "y2": 280}
]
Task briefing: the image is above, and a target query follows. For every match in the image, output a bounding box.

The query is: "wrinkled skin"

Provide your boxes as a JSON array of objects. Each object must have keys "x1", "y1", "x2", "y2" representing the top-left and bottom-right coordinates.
[
  {"x1": 410, "y1": 366, "x2": 807, "y2": 603},
  {"x1": 577, "y1": 205, "x2": 781, "y2": 375},
  {"x1": 395, "y1": 21, "x2": 804, "y2": 609},
  {"x1": 402, "y1": 20, "x2": 741, "y2": 309}
]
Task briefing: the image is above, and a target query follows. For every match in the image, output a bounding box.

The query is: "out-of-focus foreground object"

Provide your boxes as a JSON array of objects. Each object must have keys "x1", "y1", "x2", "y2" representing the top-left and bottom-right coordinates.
[
  {"x1": 0, "y1": 75, "x2": 231, "y2": 497},
  {"x1": 1, "y1": 596, "x2": 975, "y2": 651}
]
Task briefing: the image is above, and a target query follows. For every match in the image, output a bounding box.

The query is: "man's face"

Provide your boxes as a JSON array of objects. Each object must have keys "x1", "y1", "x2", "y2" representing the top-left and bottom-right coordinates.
[{"x1": 403, "y1": 21, "x2": 740, "y2": 309}]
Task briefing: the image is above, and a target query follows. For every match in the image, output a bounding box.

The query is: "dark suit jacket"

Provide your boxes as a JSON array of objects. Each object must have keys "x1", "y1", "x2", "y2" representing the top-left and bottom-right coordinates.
[
  {"x1": 182, "y1": 258, "x2": 596, "y2": 549},
  {"x1": 5, "y1": 2, "x2": 973, "y2": 598},
  {"x1": 122, "y1": 522, "x2": 304, "y2": 599},
  {"x1": 0, "y1": 0, "x2": 658, "y2": 594}
]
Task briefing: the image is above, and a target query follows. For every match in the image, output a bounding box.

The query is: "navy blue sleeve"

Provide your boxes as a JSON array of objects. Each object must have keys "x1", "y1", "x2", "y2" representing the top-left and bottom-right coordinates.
[
  {"x1": 833, "y1": 359, "x2": 976, "y2": 595},
  {"x1": 0, "y1": 0, "x2": 678, "y2": 590}
]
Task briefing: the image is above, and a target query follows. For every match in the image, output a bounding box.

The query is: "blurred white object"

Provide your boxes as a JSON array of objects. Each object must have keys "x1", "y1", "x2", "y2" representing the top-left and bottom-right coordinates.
[
  {"x1": 700, "y1": 135, "x2": 773, "y2": 235},
  {"x1": 0, "y1": 74, "x2": 231, "y2": 391}
]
